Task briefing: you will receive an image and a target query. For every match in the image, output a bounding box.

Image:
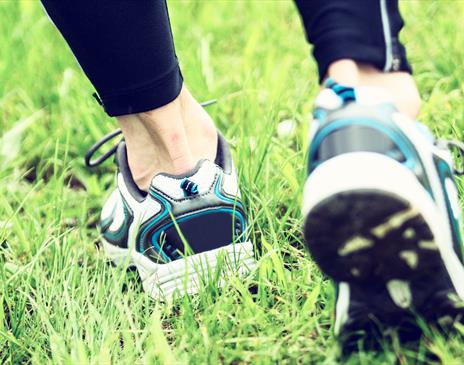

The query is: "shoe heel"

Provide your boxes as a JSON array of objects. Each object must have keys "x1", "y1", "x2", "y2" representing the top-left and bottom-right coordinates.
[
  {"x1": 135, "y1": 241, "x2": 256, "y2": 299},
  {"x1": 302, "y1": 152, "x2": 449, "y2": 285}
]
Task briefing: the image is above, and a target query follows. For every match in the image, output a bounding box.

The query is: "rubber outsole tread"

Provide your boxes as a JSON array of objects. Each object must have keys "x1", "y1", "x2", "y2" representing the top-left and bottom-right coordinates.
[
  {"x1": 304, "y1": 189, "x2": 464, "y2": 343},
  {"x1": 305, "y1": 191, "x2": 442, "y2": 284}
]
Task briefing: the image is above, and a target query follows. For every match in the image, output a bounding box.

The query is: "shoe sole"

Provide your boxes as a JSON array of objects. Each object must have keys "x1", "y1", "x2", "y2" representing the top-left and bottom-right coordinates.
[
  {"x1": 302, "y1": 152, "x2": 464, "y2": 330},
  {"x1": 306, "y1": 191, "x2": 440, "y2": 285},
  {"x1": 102, "y1": 239, "x2": 256, "y2": 300}
]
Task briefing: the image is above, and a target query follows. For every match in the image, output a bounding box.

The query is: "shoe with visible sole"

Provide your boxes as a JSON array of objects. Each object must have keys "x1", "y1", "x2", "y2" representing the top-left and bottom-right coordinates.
[
  {"x1": 86, "y1": 129, "x2": 256, "y2": 300},
  {"x1": 302, "y1": 79, "x2": 464, "y2": 347}
]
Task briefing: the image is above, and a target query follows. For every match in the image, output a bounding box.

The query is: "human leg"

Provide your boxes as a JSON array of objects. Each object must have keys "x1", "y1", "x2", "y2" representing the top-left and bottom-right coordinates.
[
  {"x1": 295, "y1": 0, "x2": 420, "y2": 119},
  {"x1": 41, "y1": 0, "x2": 216, "y2": 191},
  {"x1": 295, "y1": 0, "x2": 464, "y2": 349},
  {"x1": 41, "y1": 0, "x2": 255, "y2": 297}
]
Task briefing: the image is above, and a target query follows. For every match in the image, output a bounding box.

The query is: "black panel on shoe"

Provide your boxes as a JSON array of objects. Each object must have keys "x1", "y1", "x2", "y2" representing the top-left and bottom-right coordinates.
[
  {"x1": 311, "y1": 102, "x2": 433, "y2": 196},
  {"x1": 315, "y1": 125, "x2": 406, "y2": 166},
  {"x1": 116, "y1": 142, "x2": 147, "y2": 202},
  {"x1": 141, "y1": 172, "x2": 246, "y2": 259},
  {"x1": 313, "y1": 103, "x2": 403, "y2": 168},
  {"x1": 161, "y1": 209, "x2": 245, "y2": 257},
  {"x1": 324, "y1": 102, "x2": 396, "y2": 126}
]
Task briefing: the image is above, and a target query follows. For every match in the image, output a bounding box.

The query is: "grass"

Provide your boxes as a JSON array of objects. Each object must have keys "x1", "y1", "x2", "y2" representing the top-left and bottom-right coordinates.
[{"x1": 1, "y1": 0, "x2": 464, "y2": 363}]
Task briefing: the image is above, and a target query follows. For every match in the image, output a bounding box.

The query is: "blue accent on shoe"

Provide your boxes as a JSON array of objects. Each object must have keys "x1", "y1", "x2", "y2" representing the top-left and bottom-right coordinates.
[
  {"x1": 324, "y1": 78, "x2": 356, "y2": 103},
  {"x1": 102, "y1": 196, "x2": 132, "y2": 242},
  {"x1": 435, "y1": 158, "x2": 464, "y2": 259},
  {"x1": 213, "y1": 174, "x2": 247, "y2": 233},
  {"x1": 100, "y1": 206, "x2": 116, "y2": 231},
  {"x1": 313, "y1": 109, "x2": 328, "y2": 122}
]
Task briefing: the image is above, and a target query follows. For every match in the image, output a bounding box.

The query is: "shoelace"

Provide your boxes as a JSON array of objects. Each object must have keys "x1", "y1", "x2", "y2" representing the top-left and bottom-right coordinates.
[{"x1": 84, "y1": 99, "x2": 217, "y2": 168}]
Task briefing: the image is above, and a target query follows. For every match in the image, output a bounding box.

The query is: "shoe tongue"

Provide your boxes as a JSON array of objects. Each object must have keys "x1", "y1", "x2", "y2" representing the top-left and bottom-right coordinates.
[
  {"x1": 150, "y1": 159, "x2": 218, "y2": 199},
  {"x1": 316, "y1": 78, "x2": 393, "y2": 110}
]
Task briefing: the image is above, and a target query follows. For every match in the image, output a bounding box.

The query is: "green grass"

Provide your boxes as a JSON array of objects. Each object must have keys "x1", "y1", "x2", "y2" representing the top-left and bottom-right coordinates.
[{"x1": 1, "y1": 1, "x2": 464, "y2": 363}]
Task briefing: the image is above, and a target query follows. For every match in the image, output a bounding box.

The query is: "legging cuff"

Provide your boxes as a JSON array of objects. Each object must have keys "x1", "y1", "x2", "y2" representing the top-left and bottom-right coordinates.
[
  {"x1": 313, "y1": 34, "x2": 412, "y2": 83},
  {"x1": 97, "y1": 65, "x2": 183, "y2": 117}
]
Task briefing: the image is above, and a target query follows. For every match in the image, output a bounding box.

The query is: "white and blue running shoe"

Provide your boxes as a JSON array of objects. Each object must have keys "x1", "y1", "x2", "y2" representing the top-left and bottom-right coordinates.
[
  {"x1": 86, "y1": 128, "x2": 256, "y2": 300},
  {"x1": 302, "y1": 80, "x2": 464, "y2": 345}
]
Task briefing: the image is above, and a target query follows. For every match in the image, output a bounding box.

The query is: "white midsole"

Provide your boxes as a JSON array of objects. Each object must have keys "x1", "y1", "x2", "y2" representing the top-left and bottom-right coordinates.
[
  {"x1": 302, "y1": 152, "x2": 464, "y2": 300},
  {"x1": 102, "y1": 239, "x2": 256, "y2": 299}
]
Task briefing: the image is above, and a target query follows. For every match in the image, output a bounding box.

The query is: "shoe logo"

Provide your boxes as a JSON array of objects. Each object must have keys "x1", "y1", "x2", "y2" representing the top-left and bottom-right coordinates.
[{"x1": 180, "y1": 178, "x2": 199, "y2": 197}]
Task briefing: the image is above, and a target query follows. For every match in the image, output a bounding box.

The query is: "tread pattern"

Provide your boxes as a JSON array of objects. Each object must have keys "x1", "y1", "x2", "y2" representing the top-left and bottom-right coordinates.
[
  {"x1": 304, "y1": 190, "x2": 464, "y2": 344},
  {"x1": 305, "y1": 191, "x2": 440, "y2": 283}
]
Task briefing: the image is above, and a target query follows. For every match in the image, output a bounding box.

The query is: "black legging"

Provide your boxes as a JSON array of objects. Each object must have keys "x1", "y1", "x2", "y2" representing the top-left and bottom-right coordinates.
[{"x1": 41, "y1": 0, "x2": 411, "y2": 117}]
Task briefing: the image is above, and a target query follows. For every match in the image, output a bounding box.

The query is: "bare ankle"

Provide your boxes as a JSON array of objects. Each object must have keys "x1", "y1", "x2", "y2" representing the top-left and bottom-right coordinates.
[
  {"x1": 116, "y1": 86, "x2": 217, "y2": 191},
  {"x1": 327, "y1": 59, "x2": 421, "y2": 119},
  {"x1": 327, "y1": 59, "x2": 361, "y2": 86}
]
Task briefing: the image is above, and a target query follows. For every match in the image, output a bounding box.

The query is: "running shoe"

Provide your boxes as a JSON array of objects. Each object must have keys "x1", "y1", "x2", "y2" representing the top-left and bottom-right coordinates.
[
  {"x1": 302, "y1": 80, "x2": 464, "y2": 346},
  {"x1": 85, "y1": 122, "x2": 256, "y2": 299}
]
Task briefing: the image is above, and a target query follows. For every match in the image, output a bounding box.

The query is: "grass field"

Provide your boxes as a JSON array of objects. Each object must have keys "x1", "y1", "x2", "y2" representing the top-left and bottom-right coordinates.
[{"x1": 1, "y1": 1, "x2": 464, "y2": 364}]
